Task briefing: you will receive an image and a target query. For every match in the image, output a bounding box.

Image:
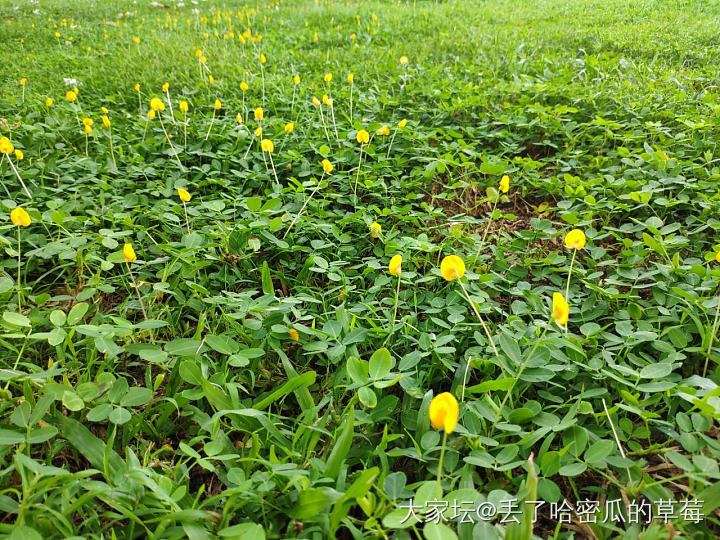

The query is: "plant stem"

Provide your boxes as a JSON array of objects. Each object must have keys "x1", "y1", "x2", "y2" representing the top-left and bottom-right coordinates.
[
  {"x1": 565, "y1": 248, "x2": 577, "y2": 301},
  {"x1": 205, "y1": 109, "x2": 216, "y2": 141},
  {"x1": 354, "y1": 146, "x2": 364, "y2": 200},
  {"x1": 16, "y1": 227, "x2": 22, "y2": 310},
  {"x1": 283, "y1": 172, "x2": 325, "y2": 238},
  {"x1": 158, "y1": 113, "x2": 185, "y2": 172},
  {"x1": 386, "y1": 127, "x2": 398, "y2": 158},
  {"x1": 473, "y1": 195, "x2": 499, "y2": 264},
  {"x1": 391, "y1": 274, "x2": 401, "y2": 336},
  {"x1": 5, "y1": 155, "x2": 31, "y2": 199},
  {"x1": 436, "y1": 430, "x2": 448, "y2": 498},
  {"x1": 457, "y1": 279, "x2": 499, "y2": 360},
  {"x1": 108, "y1": 129, "x2": 117, "y2": 169},
  {"x1": 268, "y1": 152, "x2": 279, "y2": 186},
  {"x1": 182, "y1": 201, "x2": 190, "y2": 233},
  {"x1": 126, "y1": 262, "x2": 154, "y2": 343}
]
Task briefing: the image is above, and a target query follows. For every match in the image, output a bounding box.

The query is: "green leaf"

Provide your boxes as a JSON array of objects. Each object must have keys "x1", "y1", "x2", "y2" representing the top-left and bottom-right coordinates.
[
  {"x1": 261, "y1": 261, "x2": 274, "y2": 295},
  {"x1": 246, "y1": 197, "x2": 262, "y2": 212},
  {"x1": 639, "y1": 363, "x2": 674, "y2": 379},
  {"x1": 253, "y1": 371, "x2": 316, "y2": 411},
  {"x1": 498, "y1": 334, "x2": 521, "y2": 365},
  {"x1": 66, "y1": 302, "x2": 89, "y2": 325},
  {"x1": 3, "y1": 311, "x2": 31, "y2": 327},
  {"x1": 369, "y1": 347, "x2": 392, "y2": 380},
  {"x1": 424, "y1": 523, "x2": 458, "y2": 540},
  {"x1": 346, "y1": 356, "x2": 369, "y2": 384},
  {"x1": 358, "y1": 386, "x2": 377, "y2": 408},
  {"x1": 468, "y1": 378, "x2": 515, "y2": 394},
  {"x1": 49, "y1": 309, "x2": 66, "y2": 327},
  {"x1": 62, "y1": 390, "x2": 84, "y2": 411},
  {"x1": 584, "y1": 439, "x2": 615, "y2": 465},
  {"x1": 324, "y1": 405, "x2": 355, "y2": 479},
  {"x1": 292, "y1": 488, "x2": 333, "y2": 520},
  {"x1": 205, "y1": 334, "x2": 239, "y2": 355}
]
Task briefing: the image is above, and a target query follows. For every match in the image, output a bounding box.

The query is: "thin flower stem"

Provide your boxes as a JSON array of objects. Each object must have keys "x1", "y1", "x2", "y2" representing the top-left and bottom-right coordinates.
[
  {"x1": 283, "y1": 172, "x2": 325, "y2": 238},
  {"x1": 436, "y1": 430, "x2": 448, "y2": 498},
  {"x1": 329, "y1": 102, "x2": 339, "y2": 143},
  {"x1": 457, "y1": 279, "x2": 499, "y2": 360},
  {"x1": 261, "y1": 65, "x2": 266, "y2": 105},
  {"x1": 84, "y1": 134, "x2": 89, "y2": 157},
  {"x1": 183, "y1": 115, "x2": 188, "y2": 147},
  {"x1": 391, "y1": 274, "x2": 401, "y2": 336},
  {"x1": 126, "y1": 262, "x2": 154, "y2": 343},
  {"x1": 290, "y1": 85, "x2": 296, "y2": 119},
  {"x1": 268, "y1": 153, "x2": 279, "y2": 186},
  {"x1": 243, "y1": 136, "x2": 254, "y2": 160},
  {"x1": 158, "y1": 113, "x2": 185, "y2": 172},
  {"x1": 386, "y1": 127, "x2": 398, "y2": 158},
  {"x1": 6, "y1": 155, "x2": 32, "y2": 199},
  {"x1": 16, "y1": 227, "x2": 22, "y2": 310},
  {"x1": 473, "y1": 196, "x2": 499, "y2": 264},
  {"x1": 703, "y1": 293, "x2": 720, "y2": 377},
  {"x1": 565, "y1": 248, "x2": 577, "y2": 301},
  {"x1": 354, "y1": 146, "x2": 364, "y2": 199},
  {"x1": 205, "y1": 109, "x2": 216, "y2": 141},
  {"x1": 182, "y1": 200, "x2": 190, "y2": 233},
  {"x1": 165, "y1": 90, "x2": 177, "y2": 126},
  {"x1": 349, "y1": 83, "x2": 353, "y2": 120},
  {"x1": 319, "y1": 107, "x2": 330, "y2": 141}
]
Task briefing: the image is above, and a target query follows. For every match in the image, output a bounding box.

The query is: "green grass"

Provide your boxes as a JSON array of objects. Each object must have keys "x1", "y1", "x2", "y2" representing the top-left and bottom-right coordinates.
[{"x1": 1, "y1": 0, "x2": 720, "y2": 538}]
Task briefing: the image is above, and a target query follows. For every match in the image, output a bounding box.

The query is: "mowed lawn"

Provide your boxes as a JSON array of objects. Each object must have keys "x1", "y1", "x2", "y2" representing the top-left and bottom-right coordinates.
[{"x1": 1, "y1": 0, "x2": 720, "y2": 538}]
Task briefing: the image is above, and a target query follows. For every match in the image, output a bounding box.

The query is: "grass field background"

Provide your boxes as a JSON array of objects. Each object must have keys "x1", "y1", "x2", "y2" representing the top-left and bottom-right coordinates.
[{"x1": 1, "y1": 0, "x2": 720, "y2": 538}]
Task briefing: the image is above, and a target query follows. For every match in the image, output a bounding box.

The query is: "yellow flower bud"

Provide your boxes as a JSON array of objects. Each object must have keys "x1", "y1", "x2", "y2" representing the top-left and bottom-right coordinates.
[
  {"x1": 389, "y1": 254, "x2": 402, "y2": 276},
  {"x1": 178, "y1": 188, "x2": 191, "y2": 202},
  {"x1": 440, "y1": 255, "x2": 465, "y2": 281},
  {"x1": 10, "y1": 207, "x2": 31, "y2": 227},
  {"x1": 429, "y1": 392, "x2": 458, "y2": 434},
  {"x1": 123, "y1": 243, "x2": 137, "y2": 263}
]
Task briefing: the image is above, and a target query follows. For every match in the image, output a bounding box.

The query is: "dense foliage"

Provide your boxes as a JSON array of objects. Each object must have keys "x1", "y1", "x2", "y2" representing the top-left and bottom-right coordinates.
[{"x1": 1, "y1": 0, "x2": 720, "y2": 538}]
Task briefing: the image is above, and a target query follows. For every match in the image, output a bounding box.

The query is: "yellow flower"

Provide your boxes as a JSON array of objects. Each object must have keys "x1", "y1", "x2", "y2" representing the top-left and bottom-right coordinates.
[
  {"x1": 322, "y1": 94, "x2": 332, "y2": 107},
  {"x1": 20, "y1": 78, "x2": 27, "y2": 86},
  {"x1": 312, "y1": 96, "x2": 320, "y2": 108},
  {"x1": 55, "y1": 32, "x2": 60, "y2": 38},
  {"x1": 132, "y1": 36, "x2": 140, "y2": 43},
  {"x1": 179, "y1": 100, "x2": 188, "y2": 113},
  {"x1": 178, "y1": 188, "x2": 191, "y2": 202},
  {"x1": 195, "y1": 49, "x2": 203, "y2": 58},
  {"x1": 499, "y1": 175, "x2": 510, "y2": 194},
  {"x1": 288, "y1": 328, "x2": 299, "y2": 341},
  {"x1": 10, "y1": 207, "x2": 31, "y2": 227},
  {"x1": 123, "y1": 243, "x2": 137, "y2": 263},
  {"x1": 147, "y1": 109, "x2": 156, "y2": 120},
  {"x1": 82, "y1": 117, "x2": 93, "y2": 126},
  {"x1": 66, "y1": 90, "x2": 77, "y2": 102},
  {"x1": 254, "y1": 126, "x2": 262, "y2": 137},
  {"x1": 73, "y1": 86, "x2": 79, "y2": 95},
  {"x1": 260, "y1": 53, "x2": 266, "y2": 64},
  {"x1": 14, "y1": 149, "x2": 23, "y2": 160},
  {"x1": 564, "y1": 229, "x2": 586, "y2": 250},
  {"x1": 552, "y1": 292, "x2": 569, "y2": 326},
  {"x1": 284, "y1": 122, "x2": 294, "y2": 133},
  {"x1": 389, "y1": 254, "x2": 402, "y2": 276},
  {"x1": 347, "y1": 73, "x2": 354, "y2": 84},
  {"x1": 162, "y1": 82, "x2": 169, "y2": 92},
  {"x1": 369, "y1": 222, "x2": 382, "y2": 238},
  {"x1": 84, "y1": 124, "x2": 92, "y2": 135},
  {"x1": 214, "y1": 99, "x2": 222, "y2": 110},
  {"x1": 134, "y1": 83, "x2": 140, "y2": 92},
  {"x1": 356, "y1": 129, "x2": 369, "y2": 144},
  {"x1": 101, "y1": 115, "x2": 110, "y2": 128},
  {"x1": 236, "y1": 113, "x2": 243, "y2": 124},
  {"x1": 293, "y1": 74, "x2": 300, "y2": 85},
  {"x1": 324, "y1": 72, "x2": 332, "y2": 83},
  {"x1": 240, "y1": 81, "x2": 249, "y2": 91},
  {"x1": 398, "y1": 118, "x2": 407, "y2": 129},
  {"x1": 377, "y1": 125, "x2": 390, "y2": 136},
  {"x1": 254, "y1": 107, "x2": 263, "y2": 120},
  {"x1": 321, "y1": 159, "x2": 333, "y2": 174},
  {"x1": 45, "y1": 97, "x2": 53, "y2": 107},
  {"x1": 101, "y1": 107, "x2": 108, "y2": 114},
  {"x1": 440, "y1": 255, "x2": 465, "y2": 281},
  {"x1": 429, "y1": 392, "x2": 458, "y2": 434},
  {"x1": 716, "y1": 251, "x2": 720, "y2": 264},
  {"x1": 261, "y1": 139, "x2": 274, "y2": 153},
  {"x1": 0, "y1": 137, "x2": 14, "y2": 155},
  {"x1": 400, "y1": 56, "x2": 408, "y2": 64},
  {"x1": 208, "y1": 75, "x2": 215, "y2": 84},
  {"x1": 150, "y1": 97, "x2": 165, "y2": 111}
]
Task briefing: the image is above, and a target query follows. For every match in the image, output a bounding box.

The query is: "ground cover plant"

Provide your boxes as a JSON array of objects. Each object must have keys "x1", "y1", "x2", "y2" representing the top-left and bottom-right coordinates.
[{"x1": 1, "y1": 0, "x2": 720, "y2": 538}]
